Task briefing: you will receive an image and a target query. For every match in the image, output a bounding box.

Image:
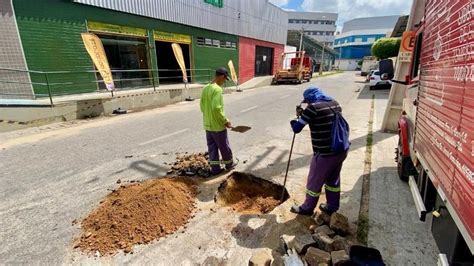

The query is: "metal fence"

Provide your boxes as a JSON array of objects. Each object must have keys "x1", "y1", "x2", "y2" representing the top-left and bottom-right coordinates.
[{"x1": 0, "y1": 67, "x2": 216, "y2": 105}]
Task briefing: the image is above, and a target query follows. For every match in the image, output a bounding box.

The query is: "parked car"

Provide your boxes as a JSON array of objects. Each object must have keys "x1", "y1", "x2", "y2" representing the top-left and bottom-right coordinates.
[{"x1": 369, "y1": 70, "x2": 392, "y2": 89}]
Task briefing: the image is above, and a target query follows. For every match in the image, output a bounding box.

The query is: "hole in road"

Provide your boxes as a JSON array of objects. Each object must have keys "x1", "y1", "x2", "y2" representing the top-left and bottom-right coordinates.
[{"x1": 215, "y1": 172, "x2": 289, "y2": 214}]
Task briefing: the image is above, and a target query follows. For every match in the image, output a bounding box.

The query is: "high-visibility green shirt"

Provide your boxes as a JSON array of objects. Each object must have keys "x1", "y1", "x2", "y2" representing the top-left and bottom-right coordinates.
[{"x1": 200, "y1": 83, "x2": 228, "y2": 132}]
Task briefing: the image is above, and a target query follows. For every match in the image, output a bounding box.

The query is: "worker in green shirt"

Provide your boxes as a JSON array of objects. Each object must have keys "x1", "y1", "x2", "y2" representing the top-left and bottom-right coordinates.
[{"x1": 200, "y1": 67, "x2": 237, "y2": 175}]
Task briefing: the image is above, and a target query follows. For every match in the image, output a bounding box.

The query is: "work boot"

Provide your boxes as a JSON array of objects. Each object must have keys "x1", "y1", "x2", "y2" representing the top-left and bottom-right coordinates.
[
  {"x1": 225, "y1": 158, "x2": 239, "y2": 171},
  {"x1": 290, "y1": 205, "x2": 314, "y2": 216},
  {"x1": 319, "y1": 203, "x2": 337, "y2": 215},
  {"x1": 209, "y1": 168, "x2": 224, "y2": 177}
]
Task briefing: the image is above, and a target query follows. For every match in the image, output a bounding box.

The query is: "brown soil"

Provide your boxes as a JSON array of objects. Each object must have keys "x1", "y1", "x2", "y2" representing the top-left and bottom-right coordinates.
[
  {"x1": 168, "y1": 152, "x2": 210, "y2": 177},
  {"x1": 75, "y1": 177, "x2": 197, "y2": 256},
  {"x1": 215, "y1": 172, "x2": 288, "y2": 214}
]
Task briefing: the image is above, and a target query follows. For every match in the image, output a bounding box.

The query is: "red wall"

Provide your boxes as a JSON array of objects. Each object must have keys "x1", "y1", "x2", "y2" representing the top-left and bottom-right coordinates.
[{"x1": 239, "y1": 37, "x2": 284, "y2": 84}]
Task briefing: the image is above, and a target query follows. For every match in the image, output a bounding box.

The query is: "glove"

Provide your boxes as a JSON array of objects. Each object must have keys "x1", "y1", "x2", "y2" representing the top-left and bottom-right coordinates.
[
  {"x1": 290, "y1": 119, "x2": 305, "y2": 134},
  {"x1": 296, "y1": 105, "x2": 304, "y2": 117},
  {"x1": 282, "y1": 248, "x2": 306, "y2": 266}
]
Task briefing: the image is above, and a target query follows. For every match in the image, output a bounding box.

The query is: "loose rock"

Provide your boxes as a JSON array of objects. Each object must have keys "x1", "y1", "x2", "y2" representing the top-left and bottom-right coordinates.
[
  {"x1": 312, "y1": 232, "x2": 335, "y2": 252},
  {"x1": 329, "y1": 213, "x2": 349, "y2": 235},
  {"x1": 332, "y1": 236, "x2": 348, "y2": 252},
  {"x1": 168, "y1": 152, "x2": 210, "y2": 177},
  {"x1": 331, "y1": 250, "x2": 350, "y2": 265},
  {"x1": 249, "y1": 249, "x2": 273, "y2": 266},
  {"x1": 288, "y1": 234, "x2": 316, "y2": 255},
  {"x1": 315, "y1": 212, "x2": 331, "y2": 226},
  {"x1": 304, "y1": 247, "x2": 331, "y2": 265},
  {"x1": 313, "y1": 225, "x2": 336, "y2": 238}
]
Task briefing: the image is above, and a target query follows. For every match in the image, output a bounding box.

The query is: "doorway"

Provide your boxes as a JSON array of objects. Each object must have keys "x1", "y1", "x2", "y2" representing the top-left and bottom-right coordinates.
[
  {"x1": 155, "y1": 41, "x2": 191, "y2": 84},
  {"x1": 255, "y1": 46, "x2": 274, "y2": 76},
  {"x1": 98, "y1": 34, "x2": 151, "y2": 90}
]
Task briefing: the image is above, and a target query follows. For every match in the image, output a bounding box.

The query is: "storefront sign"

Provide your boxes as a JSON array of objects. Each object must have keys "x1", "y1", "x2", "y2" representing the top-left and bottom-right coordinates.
[
  {"x1": 204, "y1": 0, "x2": 223, "y2": 8},
  {"x1": 87, "y1": 21, "x2": 147, "y2": 37},
  {"x1": 153, "y1": 31, "x2": 192, "y2": 44},
  {"x1": 81, "y1": 33, "x2": 115, "y2": 91},
  {"x1": 399, "y1": 31, "x2": 416, "y2": 62}
]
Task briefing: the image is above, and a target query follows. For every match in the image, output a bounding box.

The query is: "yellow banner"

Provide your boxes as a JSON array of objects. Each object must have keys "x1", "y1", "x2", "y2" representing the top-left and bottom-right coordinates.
[
  {"x1": 154, "y1": 31, "x2": 191, "y2": 44},
  {"x1": 171, "y1": 43, "x2": 188, "y2": 83},
  {"x1": 228, "y1": 60, "x2": 238, "y2": 84},
  {"x1": 87, "y1": 21, "x2": 147, "y2": 37},
  {"x1": 81, "y1": 33, "x2": 115, "y2": 91}
]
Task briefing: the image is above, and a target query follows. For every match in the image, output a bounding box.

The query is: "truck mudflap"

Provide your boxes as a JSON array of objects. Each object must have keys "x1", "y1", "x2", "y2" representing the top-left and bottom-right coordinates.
[{"x1": 408, "y1": 175, "x2": 427, "y2": 221}]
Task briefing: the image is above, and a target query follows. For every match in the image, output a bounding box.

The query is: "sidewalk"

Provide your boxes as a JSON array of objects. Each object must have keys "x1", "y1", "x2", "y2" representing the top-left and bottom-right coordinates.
[{"x1": 367, "y1": 87, "x2": 439, "y2": 264}]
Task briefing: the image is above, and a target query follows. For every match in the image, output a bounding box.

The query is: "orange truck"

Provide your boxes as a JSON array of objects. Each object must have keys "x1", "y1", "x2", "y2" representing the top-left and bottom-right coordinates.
[
  {"x1": 272, "y1": 51, "x2": 313, "y2": 85},
  {"x1": 380, "y1": 0, "x2": 473, "y2": 264}
]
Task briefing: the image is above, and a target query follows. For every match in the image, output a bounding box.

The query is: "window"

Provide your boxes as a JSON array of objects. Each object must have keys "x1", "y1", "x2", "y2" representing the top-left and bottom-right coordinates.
[
  {"x1": 197, "y1": 37, "x2": 205, "y2": 45},
  {"x1": 411, "y1": 33, "x2": 423, "y2": 79},
  {"x1": 367, "y1": 37, "x2": 376, "y2": 42},
  {"x1": 355, "y1": 37, "x2": 363, "y2": 43},
  {"x1": 196, "y1": 37, "x2": 236, "y2": 49},
  {"x1": 289, "y1": 19, "x2": 294, "y2": 23}
]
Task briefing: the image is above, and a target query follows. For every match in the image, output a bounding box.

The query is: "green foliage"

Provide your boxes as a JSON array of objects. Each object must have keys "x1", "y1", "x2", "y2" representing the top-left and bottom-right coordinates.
[
  {"x1": 371, "y1": 38, "x2": 401, "y2": 59},
  {"x1": 357, "y1": 60, "x2": 363, "y2": 66}
]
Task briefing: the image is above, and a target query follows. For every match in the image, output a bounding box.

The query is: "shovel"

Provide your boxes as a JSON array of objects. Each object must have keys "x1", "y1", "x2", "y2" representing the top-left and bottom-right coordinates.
[{"x1": 230, "y1": 126, "x2": 252, "y2": 133}]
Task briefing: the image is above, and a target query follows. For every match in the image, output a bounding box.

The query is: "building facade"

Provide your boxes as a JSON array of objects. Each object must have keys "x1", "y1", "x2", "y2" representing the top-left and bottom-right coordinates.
[
  {"x1": 287, "y1": 11, "x2": 338, "y2": 47},
  {"x1": 334, "y1": 15, "x2": 400, "y2": 70},
  {"x1": 0, "y1": 0, "x2": 287, "y2": 99}
]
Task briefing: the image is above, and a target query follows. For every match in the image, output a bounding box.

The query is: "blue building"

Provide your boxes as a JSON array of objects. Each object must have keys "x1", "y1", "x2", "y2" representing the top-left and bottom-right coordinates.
[{"x1": 334, "y1": 16, "x2": 400, "y2": 70}]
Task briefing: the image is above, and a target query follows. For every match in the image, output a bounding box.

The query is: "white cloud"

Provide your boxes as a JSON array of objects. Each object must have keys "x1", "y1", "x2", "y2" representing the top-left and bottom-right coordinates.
[{"x1": 301, "y1": 0, "x2": 411, "y2": 26}]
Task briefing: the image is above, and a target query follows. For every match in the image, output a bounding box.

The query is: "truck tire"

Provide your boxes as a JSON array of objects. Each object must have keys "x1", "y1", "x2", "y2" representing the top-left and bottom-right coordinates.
[{"x1": 397, "y1": 140, "x2": 412, "y2": 182}]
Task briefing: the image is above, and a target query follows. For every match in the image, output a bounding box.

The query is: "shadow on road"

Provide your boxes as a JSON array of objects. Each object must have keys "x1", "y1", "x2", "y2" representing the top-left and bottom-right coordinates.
[{"x1": 129, "y1": 159, "x2": 167, "y2": 177}]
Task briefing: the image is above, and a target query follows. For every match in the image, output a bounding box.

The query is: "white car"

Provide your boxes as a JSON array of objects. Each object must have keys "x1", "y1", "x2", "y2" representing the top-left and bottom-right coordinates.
[{"x1": 369, "y1": 70, "x2": 392, "y2": 89}]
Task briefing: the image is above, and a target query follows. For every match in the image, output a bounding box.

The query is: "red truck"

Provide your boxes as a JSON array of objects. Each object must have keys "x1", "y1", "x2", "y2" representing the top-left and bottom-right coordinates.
[{"x1": 380, "y1": 0, "x2": 473, "y2": 264}]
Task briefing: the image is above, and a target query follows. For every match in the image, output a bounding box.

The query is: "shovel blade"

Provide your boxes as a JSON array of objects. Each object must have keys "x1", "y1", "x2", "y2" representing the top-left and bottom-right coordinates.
[{"x1": 231, "y1": 126, "x2": 251, "y2": 133}]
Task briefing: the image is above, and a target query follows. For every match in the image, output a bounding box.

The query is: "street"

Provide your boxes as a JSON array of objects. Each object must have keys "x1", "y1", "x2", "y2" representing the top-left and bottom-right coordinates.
[{"x1": 0, "y1": 72, "x2": 438, "y2": 264}]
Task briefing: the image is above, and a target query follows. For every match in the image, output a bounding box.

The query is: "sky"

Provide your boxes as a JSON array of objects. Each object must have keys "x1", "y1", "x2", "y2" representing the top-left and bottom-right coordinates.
[{"x1": 269, "y1": 0, "x2": 412, "y2": 31}]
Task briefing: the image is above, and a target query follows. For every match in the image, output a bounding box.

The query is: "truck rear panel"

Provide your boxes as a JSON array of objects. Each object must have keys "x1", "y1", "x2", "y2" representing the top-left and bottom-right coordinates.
[{"x1": 414, "y1": 0, "x2": 474, "y2": 246}]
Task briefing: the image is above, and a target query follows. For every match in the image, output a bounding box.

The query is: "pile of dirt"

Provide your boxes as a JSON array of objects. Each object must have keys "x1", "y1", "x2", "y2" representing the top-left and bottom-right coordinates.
[
  {"x1": 167, "y1": 152, "x2": 210, "y2": 177},
  {"x1": 215, "y1": 172, "x2": 289, "y2": 214},
  {"x1": 75, "y1": 177, "x2": 197, "y2": 255}
]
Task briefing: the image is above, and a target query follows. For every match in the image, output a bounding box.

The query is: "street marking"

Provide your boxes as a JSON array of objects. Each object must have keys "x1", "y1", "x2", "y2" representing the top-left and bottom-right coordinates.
[
  {"x1": 279, "y1": 94, "x2": 291, "y2": 99},
  {"x1": 240, "y1": 105, "x2": 258, "y2": 113},
  {"x1": 139, "y1": 129, "x2": 190, "y2": 146}
]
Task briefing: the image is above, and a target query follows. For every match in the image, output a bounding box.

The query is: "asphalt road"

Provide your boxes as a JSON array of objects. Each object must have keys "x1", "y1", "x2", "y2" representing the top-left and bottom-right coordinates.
[{"x1": 0, "y1": 72, "x2": 367, "y2": 264}]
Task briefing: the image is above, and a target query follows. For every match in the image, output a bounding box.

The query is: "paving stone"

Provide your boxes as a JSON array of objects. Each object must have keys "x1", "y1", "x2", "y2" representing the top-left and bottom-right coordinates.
[
  {"x1": 249, "y1": 249, "x2": 272, "y2": 266},
  {"x1": 315, "y1": 212, "x2": 331, "y2": 226},
  {"x1": 329, "y1": 213, "x2": 349, "y2": 235},
  {"x1": 313, "y1": 225, "x2": 336, "y2": 238},
  {"x1": 288, "y1": 234, "x2": 317, "y2": 255},
  {"x1": 304, "y1": 247, "x2": 331, "y2": 265},
  {"x1": 332, "y1": 235, "x2": 348, "y2": 252},
  {"x1": 330, "y1": 250, "x2": 350, "y2": 265},
  {"x1": 312, "y1": 232, "x2": 335, "y2": 252}
]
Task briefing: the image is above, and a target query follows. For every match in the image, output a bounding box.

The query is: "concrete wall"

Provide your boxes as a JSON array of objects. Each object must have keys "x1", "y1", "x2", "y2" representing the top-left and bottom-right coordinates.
[
  {"x1": 0, "y1": 0, "x2": 33, "y2": 99},
  {"x1": 238, "y1": 37, "x2": 284, "y2": 83},
  {"x1": 0, "y1": 86, "x2": 233, "y2": 132}
]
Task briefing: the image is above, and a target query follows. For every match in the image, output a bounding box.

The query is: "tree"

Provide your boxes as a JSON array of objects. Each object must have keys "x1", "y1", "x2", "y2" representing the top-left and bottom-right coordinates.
[
  {"x1": 371, "y1": 38, "x2": 401, "y2": 59},
  {"x1": 357, "y1": 60, "x2": 363, "y2": 66}
]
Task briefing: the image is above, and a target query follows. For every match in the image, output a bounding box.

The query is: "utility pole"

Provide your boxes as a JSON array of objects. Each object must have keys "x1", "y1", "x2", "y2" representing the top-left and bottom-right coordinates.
[
  {"x1": 319, "y1": 43, "x2": 325, "y2": 75},
  {"x1": 299, "y1": 26, "x2": 304, "y2": 51}
]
